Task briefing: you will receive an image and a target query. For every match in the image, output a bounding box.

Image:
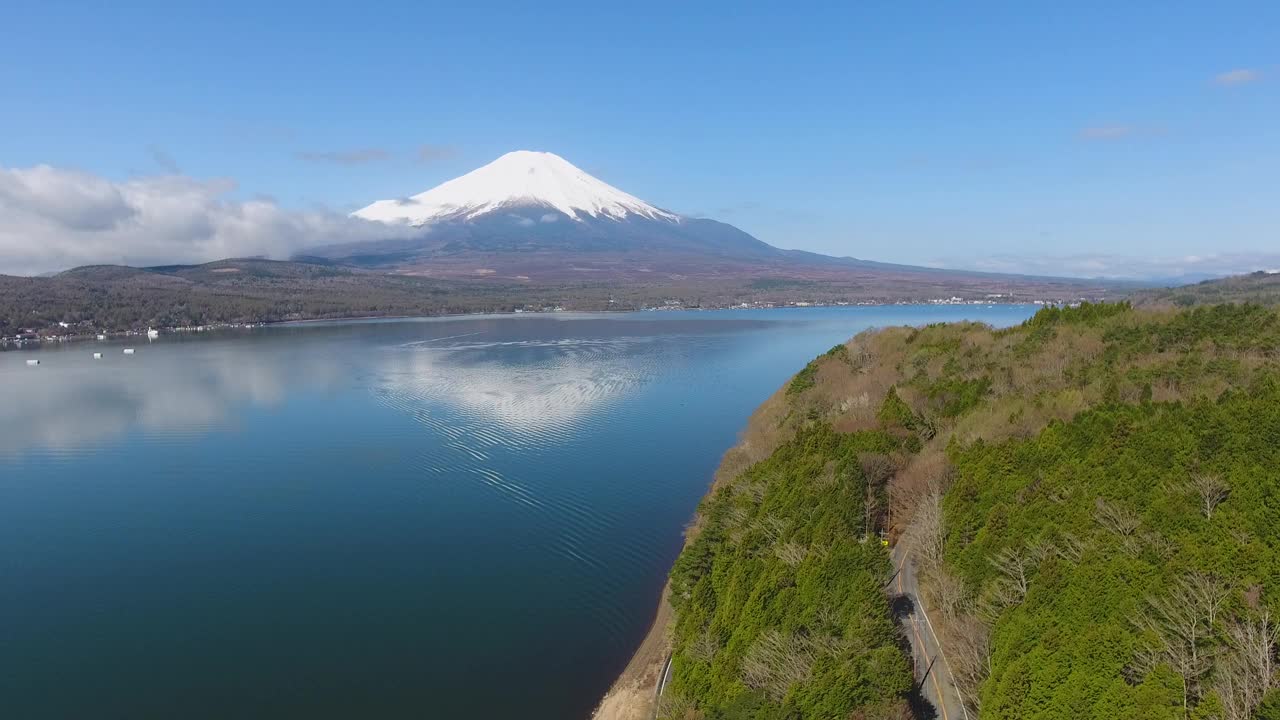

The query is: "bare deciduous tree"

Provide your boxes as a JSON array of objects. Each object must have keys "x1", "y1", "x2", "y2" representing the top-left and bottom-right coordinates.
[
  {"x1": 1187, "y1": 572, "x2": 1232, "y2": 629},
  {"x1": 1190, "y1": 473, "x2": 1230, "y2": 520},
  {"x1": 688, "y1": 627, "x2": 721, "y2": 663},
  {"x1": 903, "y1": 491, "x2": 946, "y2": 574},
  {"x1": 1144, "y1": 530, "x2": 1179, "y2": 561},
  {"x1": 864, "y1": 482, "x2": 882, "y2": 537},
  {"x1": 775, "y1": 541, "x2": 807, "y2": 567},
  {"x1": 1057, "y1": 531, "x2": 1089, "y2": 564},
  {"x1": 988, "y1": 546, "x2": 1031, "y2": 606},
  {"x1": 1094, "y1": 497, "x2": 1141, "y2": 537},
  {"x1": 656, "y1": 689, "x2": 698, "y2": 720},
  {"x1": 926, "y1": 567, "x2": 968, "y2": 622},
  {"x1": 759, "y1": 515, "x2": 788, "y2": 544},
  {"x1": 1215, "y1": 612, "x2": 1280, "y2": 720},
  {"x1": 1026, "y1": 537, "x2": 1058, "y2": 565},
  {"x1": 740, "y1": 630, "x2": 819, "y2": 702},
  {"x1": 1130, "y1": 574, "x2": 1225, "y2": 717},
  {"x1": 946, "y1": 612, "x2": 991, "y2": 717}
]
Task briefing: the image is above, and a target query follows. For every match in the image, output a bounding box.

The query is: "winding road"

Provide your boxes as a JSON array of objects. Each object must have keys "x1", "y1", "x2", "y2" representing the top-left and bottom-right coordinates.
[{"x1": 892, "y1": 545, "x2": 970, "y2": 720}]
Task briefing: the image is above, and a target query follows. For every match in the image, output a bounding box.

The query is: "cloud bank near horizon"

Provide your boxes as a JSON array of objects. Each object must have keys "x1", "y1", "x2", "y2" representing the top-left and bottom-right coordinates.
[{"x1": 0, "y1": 165, "x2": 417, "y2": 276}]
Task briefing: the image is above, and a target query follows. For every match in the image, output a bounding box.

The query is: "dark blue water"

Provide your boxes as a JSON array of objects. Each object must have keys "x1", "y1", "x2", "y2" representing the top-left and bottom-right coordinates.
[{"x1": 0, "y1": 306, "x2": 1033, "y2": 719}]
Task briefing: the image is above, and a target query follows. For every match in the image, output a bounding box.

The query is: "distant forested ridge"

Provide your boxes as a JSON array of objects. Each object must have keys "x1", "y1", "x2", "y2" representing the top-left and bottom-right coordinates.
[
  {"x1": 0, "y1": 259, "x2": 559, "y2": 337},
  {"x1": 658, "y1": 301, "x2": 1280, "y2": 720},
  {"x1": 1133, "y1": 271, "x2": 1280, "y2": 308}
]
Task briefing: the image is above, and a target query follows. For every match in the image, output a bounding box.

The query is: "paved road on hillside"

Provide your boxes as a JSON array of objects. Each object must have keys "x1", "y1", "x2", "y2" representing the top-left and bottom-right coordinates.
[{"x1": 891, "y1": 545, "x2": 970, "y2": 720}]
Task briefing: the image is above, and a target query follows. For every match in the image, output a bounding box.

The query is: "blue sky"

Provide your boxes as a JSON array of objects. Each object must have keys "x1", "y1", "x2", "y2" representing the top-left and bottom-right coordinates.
[{"x1": 1, "y1": 1, "x2": 1276, "y2": 277}]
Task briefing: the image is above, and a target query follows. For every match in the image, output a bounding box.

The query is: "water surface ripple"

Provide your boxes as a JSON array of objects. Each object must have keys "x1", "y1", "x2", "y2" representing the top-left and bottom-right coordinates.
[{"x1": 0, "y1": 306, "x2": 1035, "y2": 719}]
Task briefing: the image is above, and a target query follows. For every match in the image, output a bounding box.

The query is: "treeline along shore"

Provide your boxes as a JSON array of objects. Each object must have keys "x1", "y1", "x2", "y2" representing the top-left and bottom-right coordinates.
[{"x1": 595, "y1": 297, "x2": 1280, "y2": 720}]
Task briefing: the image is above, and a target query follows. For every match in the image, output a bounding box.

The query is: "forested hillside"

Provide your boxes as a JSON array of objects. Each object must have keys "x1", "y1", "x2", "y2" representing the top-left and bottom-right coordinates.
[
  {"x1": 0, "y1": 260, "x2": 525, "y2": 335},
  {"x1": 1134, "y1": 271, "x2": 1280, "y2": 308},
  {"x1": 659, "y1": 302, "x2": 1280, "y2": 720}
]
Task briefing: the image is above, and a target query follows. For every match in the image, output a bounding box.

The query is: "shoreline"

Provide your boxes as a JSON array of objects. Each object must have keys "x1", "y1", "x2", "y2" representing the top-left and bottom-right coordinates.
[
  {"x1": 591, "y1": 583, "x2": 674, "y2": 720},
  {"x1": 2, "y1": 301, "x2": 1046, "y2": 351},
  {"x1": 590, "y1": 360, "x2": 810, "y2": 718}
]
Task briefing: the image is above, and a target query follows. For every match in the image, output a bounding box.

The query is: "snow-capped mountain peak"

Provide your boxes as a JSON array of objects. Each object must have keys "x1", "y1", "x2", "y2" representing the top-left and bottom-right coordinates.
[{"x1": 353, "y1": 150, "x2": 679, "y2": 225}]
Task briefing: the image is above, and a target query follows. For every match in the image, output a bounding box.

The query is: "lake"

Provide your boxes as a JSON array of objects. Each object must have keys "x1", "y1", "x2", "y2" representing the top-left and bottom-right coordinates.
[{"x1": 0, "y1": 306, "x2": 1034, "y2": 719}]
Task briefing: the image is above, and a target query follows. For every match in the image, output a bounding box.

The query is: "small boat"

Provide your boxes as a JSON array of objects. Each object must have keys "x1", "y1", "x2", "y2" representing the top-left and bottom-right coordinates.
[
  {"x1": 25, "y1": 359, "x2": 40, "y2": 366},
  {"x1": 147, "y1": 328, "x2": 160, "y2": 339},
  {"x1": 123, "y1": 348, "x2": 135, "y2": 355},
  {"x1": 93, "y1": 352, "x2": 103, "y2": 359},
  {"x1": 96, "y1": 334, "x2": 106, "y2": 341}
]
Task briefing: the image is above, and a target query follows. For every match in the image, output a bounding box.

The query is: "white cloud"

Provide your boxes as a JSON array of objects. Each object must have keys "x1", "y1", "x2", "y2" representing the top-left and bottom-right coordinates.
[
  {"x1": 0, "y1": 164, "x2": 420, "y2": 275},
  {"x1": 1214, "y1": 68, "x2": 1262, "y2": 86},
  {"x1": 933, "y1": 252, "x2": 1280, "y2": 281}
]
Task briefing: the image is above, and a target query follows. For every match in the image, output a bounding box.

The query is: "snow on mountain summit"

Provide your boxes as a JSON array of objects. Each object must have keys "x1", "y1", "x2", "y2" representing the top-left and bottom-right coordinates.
[{"x1": 353, "y1": 151, "x2": 679, "y2": 225}]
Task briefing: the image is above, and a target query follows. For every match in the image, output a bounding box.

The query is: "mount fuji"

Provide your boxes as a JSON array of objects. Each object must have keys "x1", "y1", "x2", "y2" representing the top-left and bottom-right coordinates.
[
  {"x1": 309, "y1": 151, "x2": 839, "y2": 278},
  {"x1": 354, "y1": 150, "x2": 679, "y2": 225},
  {"x1": 301, "y1": 152, "x2": 1119, "y2": 303}
]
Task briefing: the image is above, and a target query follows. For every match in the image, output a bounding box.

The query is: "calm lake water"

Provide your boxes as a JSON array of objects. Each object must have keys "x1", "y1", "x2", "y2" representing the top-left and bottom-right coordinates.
[{"x1": 0, "y1": 306, "x2": 1034, "y2": 719}]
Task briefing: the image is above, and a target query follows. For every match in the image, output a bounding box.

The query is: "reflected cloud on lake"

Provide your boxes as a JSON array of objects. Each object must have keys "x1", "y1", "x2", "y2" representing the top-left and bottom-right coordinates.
[
  {"x1": 0, "y1": 342, "x2": 341, "y2": 454},
  {"x1": 375, "y1": 336, "x2": 662, "y2": 438}
]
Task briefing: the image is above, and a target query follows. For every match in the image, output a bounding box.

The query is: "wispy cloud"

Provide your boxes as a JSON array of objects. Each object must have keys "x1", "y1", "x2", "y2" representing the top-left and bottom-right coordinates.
[
  {"x1": 295, "y1": 145, "x2": 456, "y2": 166},
  {"x1": 1213, "y1": 68, "x2": 1263, "y2": 86},
  {"x1": 716, "y1": 200, "x2": 764, "y2": 216},
  {"x1": 710, "y1": 200, "x2": 816, "y2": 223},
  {"x1": 931, "y1": 252, "x2": 1280, "y2": 281},
  {"x1": 1077, "y1": 124, "x2": 1169, "y2": 143},
  {"x1": 415, "y1": 144, "x2": 458, "y2": 164},
  {"x1": 0, "y1": 164, "x2": 421, "y2": 275},
  {"x1": 223, "y1": 121, "x2": 297, "y2": 144},
  {"x1": 224, "y1": 120, "x2": 298, "y2": 144},
  {"x1": 147, "y1": 146, "x2": 181, "y2": 174},
  {"x1": 295, "y1": 148, "x2": 391, "y2": 165},
  {"x1": 1079, "y1": 125, "x2": 1136, "y2": 141}
]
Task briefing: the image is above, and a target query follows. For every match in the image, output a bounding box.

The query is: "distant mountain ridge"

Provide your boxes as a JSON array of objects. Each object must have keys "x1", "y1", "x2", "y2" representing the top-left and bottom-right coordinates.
[{"x1": 1132, "y1": 270, "x2": 1280, "y2": 307}]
